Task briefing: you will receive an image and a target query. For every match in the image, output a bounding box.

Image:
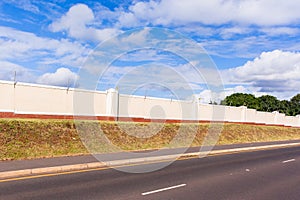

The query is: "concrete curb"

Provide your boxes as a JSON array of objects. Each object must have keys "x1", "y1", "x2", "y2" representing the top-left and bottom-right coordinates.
[{"x1": 1, "y1": 142, "x2": 300, "y2": 179}]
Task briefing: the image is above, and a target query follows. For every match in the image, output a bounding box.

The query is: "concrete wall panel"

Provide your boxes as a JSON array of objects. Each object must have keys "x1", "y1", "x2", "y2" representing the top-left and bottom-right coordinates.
[
  {"x1": 0, "y1": 81, "x2": 14, "y2": 112},
  {"x1": 1, "y1": 81, "x2": 300, "y2": 127}
]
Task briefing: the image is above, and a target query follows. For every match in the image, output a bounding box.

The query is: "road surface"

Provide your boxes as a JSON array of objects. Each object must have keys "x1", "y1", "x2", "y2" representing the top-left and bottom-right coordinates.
[{"x1": 1, "y1": 146, "x2": 300, "y2": 200}]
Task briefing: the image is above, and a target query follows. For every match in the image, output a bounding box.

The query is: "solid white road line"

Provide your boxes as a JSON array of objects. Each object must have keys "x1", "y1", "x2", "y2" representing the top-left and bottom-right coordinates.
[
  {"x1": 282, "y1": 159, "x2": 296, "y2": 163},
  {"x1": 141, "y1": 184, "x2": 186, "y2": 196}
]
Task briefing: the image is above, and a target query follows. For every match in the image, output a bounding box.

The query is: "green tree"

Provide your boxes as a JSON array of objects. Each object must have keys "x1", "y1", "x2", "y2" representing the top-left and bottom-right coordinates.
[
  {"x1": 221, "y1": 93, "x2": 259, "y2": 109},
  {"x1": 278, "y1": 100, "x2": 290, "y2": 115},
  {"x1": 257, "y1": 95, "x2": 280, "y2": 112},
  {"x1": 220, "y1": 93, "x2": 300, "y2": 116},
  {"x1": 291, "y1": 94, "x2": 300, "y2": 104},
  {"x1": 288, "y1": 94, "x2": 300, "y2": 116}
]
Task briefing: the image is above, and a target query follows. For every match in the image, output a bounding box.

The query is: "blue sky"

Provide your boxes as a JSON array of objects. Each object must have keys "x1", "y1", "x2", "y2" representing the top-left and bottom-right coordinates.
[{"x1": 0, "y1": 0, "x2": 300, "y2": 102}]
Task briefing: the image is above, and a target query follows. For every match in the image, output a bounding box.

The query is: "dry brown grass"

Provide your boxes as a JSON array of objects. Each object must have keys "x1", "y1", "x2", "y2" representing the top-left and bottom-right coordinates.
[
  {"x1": 0, "y1": 119, "x2": 87, "y2": 160},
  {"x1": 1, "y1": 119, "x2": 300, "y2": 160}
]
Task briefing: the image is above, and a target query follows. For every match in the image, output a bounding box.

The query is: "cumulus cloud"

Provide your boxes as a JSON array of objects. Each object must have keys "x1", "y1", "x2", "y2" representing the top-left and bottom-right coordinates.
[
  {"x1": 49, "y1": 3, "x2": 120, "y2": 42},
  {"x1": 224, "y1": 50, "x2": 300, "y2": 99},
  {"x1": 37, "y1": 67, "x2": 79, "y2": 87},
  {"x1": 50, "y1": 4, "x2": 94, "y2": 37},
  {"x1": 228, "y1": 50, "x2": 300, "y2": 82},
  {"x1": 117, "y1": 0, "x2": 300, "y2": 27}
]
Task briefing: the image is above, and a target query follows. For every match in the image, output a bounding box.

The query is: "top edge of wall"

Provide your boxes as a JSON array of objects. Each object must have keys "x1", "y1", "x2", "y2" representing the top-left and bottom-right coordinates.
[{"x1": 0, "y1": 80, "x2": 107, "y2": 94}]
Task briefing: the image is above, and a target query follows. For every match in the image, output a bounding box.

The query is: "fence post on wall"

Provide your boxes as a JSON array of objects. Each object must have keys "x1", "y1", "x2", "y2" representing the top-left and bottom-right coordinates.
[
  {"x1": 273, "y1": 111, "x2": 279, "y2": 124},
  {"x1": 13, "y1": 71, "x2": 17, "y2": 113},
  {"x1": 106, "y1": 88, "x2": 118, "y2": 120},
  {"x1": 297, "y1": 115, "x2": 300, "y2": 127},
  {"x1": 116, "y1": 87, "x2": 120, "y2": 121},
  {"x1": 192, "y1": 95, "x2": 199, "y2": 122},
  {"x1": 13, "y1": 71, "x2": 17, "y2": 88},
  {"x1": 240, "y1": 106, "x2": 247, "y2": 122}
]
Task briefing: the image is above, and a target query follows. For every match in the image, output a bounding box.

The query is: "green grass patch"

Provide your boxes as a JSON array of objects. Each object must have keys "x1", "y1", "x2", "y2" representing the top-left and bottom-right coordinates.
[{"x1": 1, "y1": 118, "x2": 300, "y2": 160}]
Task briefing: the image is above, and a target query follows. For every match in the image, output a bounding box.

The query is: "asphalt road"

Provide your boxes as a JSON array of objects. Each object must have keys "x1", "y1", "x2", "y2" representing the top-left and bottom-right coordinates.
[
  {"x1": 1, "y1": 146, "x2": 300, "y2": 200},
  {"x1": 2, "y1": 139, "x2": 299, "y2": 172}
]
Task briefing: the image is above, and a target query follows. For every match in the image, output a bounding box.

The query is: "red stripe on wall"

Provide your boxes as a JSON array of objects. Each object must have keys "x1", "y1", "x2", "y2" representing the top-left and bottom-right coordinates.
[{"x1": 0, "y1": 111, "x2": 294, "y2": 128}]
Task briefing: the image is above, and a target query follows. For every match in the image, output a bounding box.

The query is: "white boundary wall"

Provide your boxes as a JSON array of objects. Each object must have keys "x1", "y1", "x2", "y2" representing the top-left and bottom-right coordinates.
[{"x1": 1, "y1": 81, "x2": 300, "y2": 127}]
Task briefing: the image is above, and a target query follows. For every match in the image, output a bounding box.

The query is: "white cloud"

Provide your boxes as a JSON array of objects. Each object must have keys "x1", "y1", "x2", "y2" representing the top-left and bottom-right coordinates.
[
  {"x1": 121, "y1": 27, "x2": 150, "y2": 45},
  {"x1": 219, "y1": 27, "x2": 251, "y2": 39},
  {"x1": 197, "y1": 85, "x2": 249, "y2": 104},
  {"x1": 201, "y1": 34, "x2": 298, "y2": 59},
  {"x1": 228, "y1": 50, "x2": 300, "y2": 82},
  {"x1": 118, "y1": 12, "x2": 140, "y2": 28},
  {"x1": 49, "y1": 3, "x2": 120, "y2": 42},
  {"x1": 224, "y1": 50, "x2": 300, "y2": 99},
  {"x1": 0, "y1": 26, "x2": 88, "y2": 67},
  {"x1": 117, "y1": 0, "x2": 300, "y2": 27},
  {"x1": 50, "y1": 4, "x2": 94, "y2": 37},
  {"x1": 176, "y1": 26, "x2": 215, "y2": 37},
  {"x1": 37, "y1": 67, "x2": 79, "y2": 87},
  {"x1": 95, "y1": 61, "x2": 205, "y2": 98},
  {"x1": 260, "y1": 27, "x2": 300, "y2": 36},
  {"x1": 0, "y1": 61, "x2": 36, "y2": 82},
  {"x1": 2, "y1": 0, "x2": 39, "y2": 13},
  {"x1": 0, "y1": 26, "x2": 88, "y2": 86},
  {"x1": 197, "y1": 90, "x2": 215, "y2": 104}
]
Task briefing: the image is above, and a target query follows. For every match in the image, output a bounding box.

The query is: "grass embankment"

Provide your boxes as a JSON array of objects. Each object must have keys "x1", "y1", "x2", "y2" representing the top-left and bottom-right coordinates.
[{"x1": 1, "y1": 118, "x2": 300, "y2": 160}]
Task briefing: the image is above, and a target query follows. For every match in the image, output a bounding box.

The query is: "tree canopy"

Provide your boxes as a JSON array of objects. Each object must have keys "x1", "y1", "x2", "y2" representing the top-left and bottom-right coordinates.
[{"x1": 221, "y1": 93, "x2": 300, "y2": 116}]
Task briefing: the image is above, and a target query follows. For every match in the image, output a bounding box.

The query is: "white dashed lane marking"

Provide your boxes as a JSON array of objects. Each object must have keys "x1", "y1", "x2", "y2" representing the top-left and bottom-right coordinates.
[
  {"x1": 282, "y1": 159, "x2": 295, "y2": 163},
  {"x1": 141, "y1": 184, "x2": 187, "y2": 196}
]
